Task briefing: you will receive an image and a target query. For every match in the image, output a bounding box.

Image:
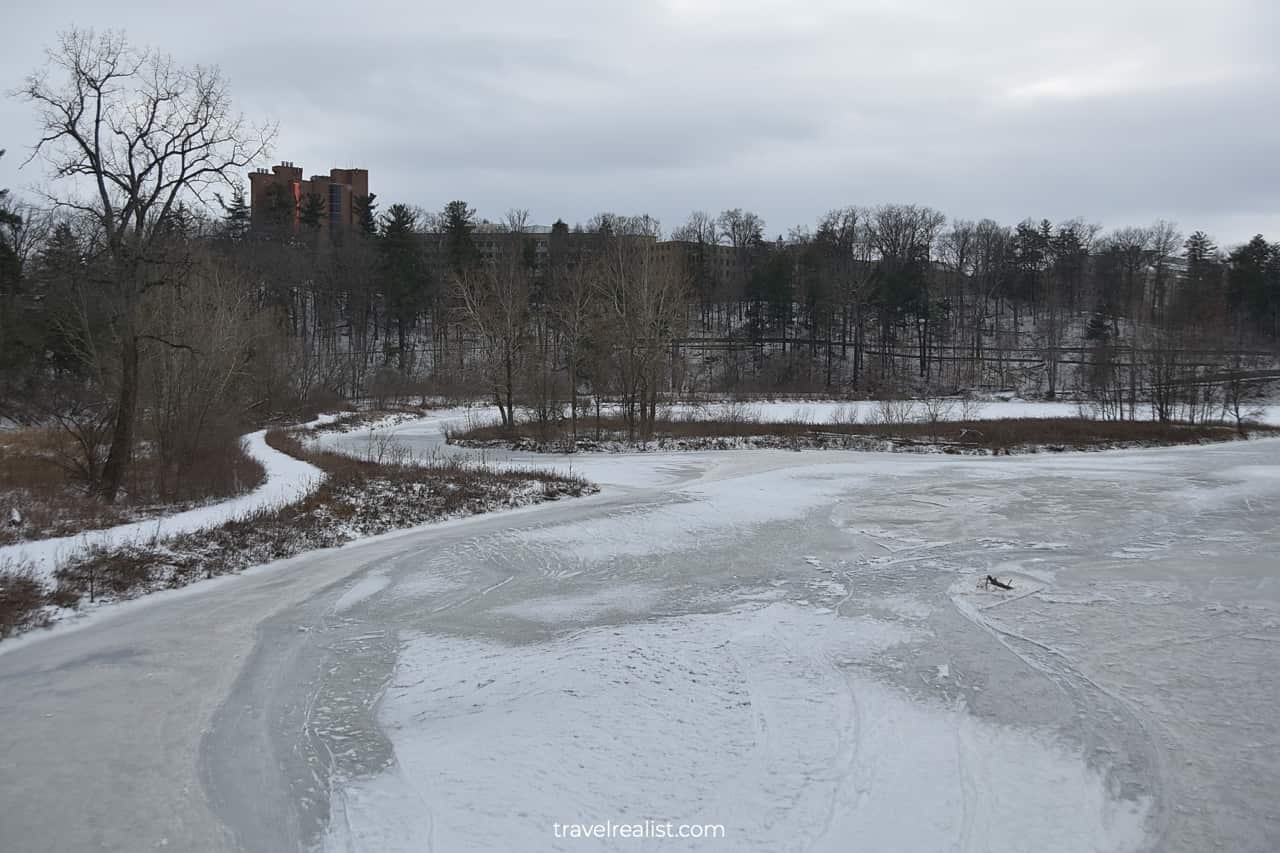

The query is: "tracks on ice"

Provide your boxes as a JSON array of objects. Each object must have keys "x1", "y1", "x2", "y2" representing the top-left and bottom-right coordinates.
[{"x1": 948, "y1": 573, "x2": 1170, "y2": 851}]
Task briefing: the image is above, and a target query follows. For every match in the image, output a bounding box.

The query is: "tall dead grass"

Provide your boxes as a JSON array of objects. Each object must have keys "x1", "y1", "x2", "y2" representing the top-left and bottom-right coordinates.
[
  {"x1": 1, "y1": 426, "x2": 265, "y2": 546},
  {"x1": 450, "y1": 414, "x2": 1265, "y2": 453}
]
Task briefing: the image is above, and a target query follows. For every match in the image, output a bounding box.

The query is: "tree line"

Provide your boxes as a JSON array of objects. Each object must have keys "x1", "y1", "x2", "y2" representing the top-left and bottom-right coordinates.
[{"x1": 2, "y1": 28, "x2": 1278, "y2": 502}]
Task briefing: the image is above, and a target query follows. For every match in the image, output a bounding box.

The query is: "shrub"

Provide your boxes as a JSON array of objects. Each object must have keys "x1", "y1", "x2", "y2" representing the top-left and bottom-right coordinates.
[
  {"x1": 0, "y1": 565, "x2": 49, "y2": 638},
  {"x1": 54, "y1": 544, "x2": 158, "y2": 602}
]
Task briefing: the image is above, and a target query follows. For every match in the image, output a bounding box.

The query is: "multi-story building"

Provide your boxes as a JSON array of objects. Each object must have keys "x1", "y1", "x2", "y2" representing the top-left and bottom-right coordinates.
[
  {"x1": 657, "y1": 239, "x2": 738, "y2": 289},
  {"x1": 418, "y1": 223, "x2": 731, "y2": 289},
  {"x1": 419, "y1": 222, "x2": 603, "y2": 283},
  {"x1": 248, "y1": 161, "x2": 369, "y2": 232}
]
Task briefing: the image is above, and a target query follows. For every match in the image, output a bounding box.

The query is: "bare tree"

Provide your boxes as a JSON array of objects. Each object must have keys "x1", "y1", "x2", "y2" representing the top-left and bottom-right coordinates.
[
  {"x1": 18, "y1": 28, "x2": 274, "y2": 501},
  {"x1": 595, "y1": 217, "x2": 689, "y2": 439},
  {"x1": 140, "y1": 256, "x2": 272, "y2": 497},
  {"x1": 1148, "y1": 220, "x2": 1183, "y2": 322},
  {"x1": 716, "y1": 208, "x2": 764, "y2": 298},
  {"x1": 553, "y1": 256, "x2": 598, "y2": 443},
  {"x1": 671, "y1": 211, "x2": 719, "y2": 245},
  {"x1": 1, "y1": 201, "x2": 53, "y2": 283},
  {"x1": 866, "y1": 204, "x2": 946, "y2": 381},
  {"x1": 671, "y1": 210, "x2": 722, "y2": 330},
  {"x1": 939, "y1": 219, "x2": 976, "y2": 386},
  {"x1": 813, "y1": 206, "x2": 866, "y2": 385},
  {"x1": 1222, "y1": 357, "x2": 1267, "y2": 434},
  {"x1": 453, "y1": 213, "x2": 533, "y2": 428}
]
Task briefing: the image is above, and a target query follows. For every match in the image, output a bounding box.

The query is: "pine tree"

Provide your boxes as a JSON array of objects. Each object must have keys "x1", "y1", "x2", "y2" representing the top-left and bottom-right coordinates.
[
  {"x1": 1085, "y1": 307, "x2": 1110, "y2": 342},
  {"x1": 259, "y1": 183, "x2": 296, "y2": 234},
  {"x1": 1179, "y1": 231, "x2": 1221, "y2": 327},
  {"x1": 32, "y1": 222, "x2": 87, "y2": 373},
  {"x1": 0, "y1": 151, "x2": 17, "y2": 228},
  {"x1": 1228, "y1": 236, "x2": 1279, "y2": 337},
  {"x1": 380, "y1": 203, "x2": 428, "y2": 372},
  {"x1": 299, "y1": 192, "x2": 326, "y2": 230},
  {"x1": 441, "y1": 199, "x2": 479, "y2": 276},
  {"x1": 354, "y1": 193, "x2": 378, "y2": 237},
  {"x1": 1, "y1": 150, "x2": 27, "y2": 374},
  {"x1": 0, "y1": 151, "x2": 22, "y2": 293},
  {"x1": 216, "y1": 183, "x2": 251, "y2": 240}
]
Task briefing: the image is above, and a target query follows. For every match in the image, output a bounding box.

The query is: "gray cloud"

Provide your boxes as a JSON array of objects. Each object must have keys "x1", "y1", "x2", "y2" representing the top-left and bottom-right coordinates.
[{"x1": 2, "y1": 0, "x2": 1277, "y2": 243}]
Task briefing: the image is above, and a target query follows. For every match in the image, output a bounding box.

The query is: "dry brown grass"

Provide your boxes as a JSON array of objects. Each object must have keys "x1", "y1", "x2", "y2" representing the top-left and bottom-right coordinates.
[
  {"x1": 451, "y1": 415, "x2": 1270, "y2": 454},
  {"x1": 0, "y1": 565, "x2": 49, "y2": 638},
  {"x1": 0, "y1": 427, "x2": 266, "y2": 545}
]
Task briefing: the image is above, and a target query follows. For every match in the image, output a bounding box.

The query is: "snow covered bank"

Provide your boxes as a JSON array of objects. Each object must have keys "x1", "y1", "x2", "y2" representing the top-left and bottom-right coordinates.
[{"x1": 0, "y1": 422, "x2": 328, "y2": 582}]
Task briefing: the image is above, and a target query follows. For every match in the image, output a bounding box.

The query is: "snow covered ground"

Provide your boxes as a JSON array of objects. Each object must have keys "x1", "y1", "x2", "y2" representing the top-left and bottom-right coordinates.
[
  {"x1": 0, "y1": 420, "x2": 330, "y2": 581},
  {"x1": 1, "y1": 406, "x2": 1277, "y2": 852}
]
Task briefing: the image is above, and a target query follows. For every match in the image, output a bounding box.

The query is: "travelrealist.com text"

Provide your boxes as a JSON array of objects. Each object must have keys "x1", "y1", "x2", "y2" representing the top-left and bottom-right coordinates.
[{"x1": 552, "y1": 821, "x2": 726, "y2": 840}]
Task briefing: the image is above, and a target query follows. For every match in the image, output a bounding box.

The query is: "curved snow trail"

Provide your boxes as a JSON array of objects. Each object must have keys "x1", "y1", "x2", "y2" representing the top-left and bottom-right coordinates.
[{"x1": 0, "y1": 416, "x2": 332, "y2": 582}]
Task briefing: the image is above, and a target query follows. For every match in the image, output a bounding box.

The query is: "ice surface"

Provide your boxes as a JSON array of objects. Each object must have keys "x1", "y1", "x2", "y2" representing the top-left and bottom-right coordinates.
[
  {"x1": 322, "y1": 604, "x2": 1147, "y2": 853},
  {"x1": 332, "y1": 571, "x2": 391, "y2": 613},
  {"x1": 3, "y1": 405, "x2": 1278, "y2": 852},
  {"x1": 295, "y1": 417, "x2": 1280, "y2": 852}
]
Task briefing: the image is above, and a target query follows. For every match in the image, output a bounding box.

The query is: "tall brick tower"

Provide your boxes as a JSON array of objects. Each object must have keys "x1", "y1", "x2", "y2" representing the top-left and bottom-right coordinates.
[{"x1": 248, "y1": 162, "x2": 369, "y2": 233}]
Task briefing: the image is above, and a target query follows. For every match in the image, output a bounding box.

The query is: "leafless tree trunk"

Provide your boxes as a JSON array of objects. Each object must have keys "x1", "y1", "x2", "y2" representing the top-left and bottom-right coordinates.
[
  {"x1": 595, "y1": 218, "x2": 689, "y2": 440},
  {"x1": 453, "y1": 213, "x2": 533, "y2": 429},
  {"x1": 19, "y1": 28, "x2": 273, "y2": 501}
]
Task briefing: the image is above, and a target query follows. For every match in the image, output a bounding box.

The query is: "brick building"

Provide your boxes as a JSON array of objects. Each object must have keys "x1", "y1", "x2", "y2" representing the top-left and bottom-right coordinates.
[{"x1": 248, "y1": 161, "x2": 369, "y2": 232}]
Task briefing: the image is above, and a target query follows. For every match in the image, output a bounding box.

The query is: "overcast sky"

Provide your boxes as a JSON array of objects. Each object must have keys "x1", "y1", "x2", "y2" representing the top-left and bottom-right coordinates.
[{"x1": 2, "y1": 0, "x2": 1277, "y2": 245}]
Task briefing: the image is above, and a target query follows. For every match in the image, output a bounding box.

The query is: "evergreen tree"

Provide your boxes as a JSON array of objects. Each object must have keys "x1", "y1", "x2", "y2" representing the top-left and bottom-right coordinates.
[
  {"x1": 259, "y1": 183, "x2": 297, "y2": 234},
  {"x1": 1228, "y1": 235, "x2": 1275, "y2": 335},
  {"x1": 748, "y1": 248, "x2": 793, "y2": 339},
  {"x1": 354, "y1": 193, "x2": 379, "y2": 237},
  {"x1": 543, "y1": 218, "x2": 572, "y2": 305},
  {"x1": 441, "y1": 199, "x2": 479, "y2": 276},
  {"x1": 0, "y1": 151, "x2": 22, "y2": 293},
  {"x1": 299, "y1": 192, "x2": 326, "y2": 230},
  {"x1": 380, "y1": 203, "x2": 429, "y2": 371},
  {"x1": 32, "y1": 221, "x2": 88, "y2": 374},
  {"x1": 0, "y1": 159, "x2": 15, "y2": 223},
  {"x1": 1010, "y1": 219, "x2": 1050, "y2": 303},
  {"x1": 1179, "y1": 231, "x2": 1221, "y2": 327},
  {"x1": 0, "y1": 150, "x2": 27, "y2": 375},
  {"x1": 216, "y1": 183, "x2": 252, "y2": 241}
]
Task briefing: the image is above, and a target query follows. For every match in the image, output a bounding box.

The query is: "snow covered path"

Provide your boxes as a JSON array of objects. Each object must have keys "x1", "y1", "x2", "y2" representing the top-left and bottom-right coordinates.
[
  {"x1": 0, "y1": 425, "x2": 326, "y2": 581},
  {"x1": 0, "y1": 423, "x2": 1278, "y2": 851}
]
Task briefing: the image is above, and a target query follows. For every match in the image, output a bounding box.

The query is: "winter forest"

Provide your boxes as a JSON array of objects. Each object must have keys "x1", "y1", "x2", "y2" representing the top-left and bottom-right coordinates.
[{"x1": 1, "y1": 30, "x2": 1278, "y2": 502}]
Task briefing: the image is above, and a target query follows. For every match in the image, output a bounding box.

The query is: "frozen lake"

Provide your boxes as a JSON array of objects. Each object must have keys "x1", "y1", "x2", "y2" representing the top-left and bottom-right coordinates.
[{"x1": 1, "y1": 417, "x2": 1277, "y2": 851}]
